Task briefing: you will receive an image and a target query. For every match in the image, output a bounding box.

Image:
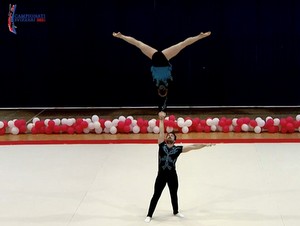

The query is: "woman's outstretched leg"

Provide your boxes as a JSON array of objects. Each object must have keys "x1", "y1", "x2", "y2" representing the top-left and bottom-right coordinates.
[
  {"x1": 112, "y1": 32, "x2": 157, "y2": 59},
  {"x1": 162, "y1": 31, "x2": 211, "y2": 60}
]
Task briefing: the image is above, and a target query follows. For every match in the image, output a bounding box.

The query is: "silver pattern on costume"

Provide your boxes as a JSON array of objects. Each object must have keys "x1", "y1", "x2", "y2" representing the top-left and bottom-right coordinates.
[{"x1": 160, "y1": 145, "x2": 179, "y2": 170}]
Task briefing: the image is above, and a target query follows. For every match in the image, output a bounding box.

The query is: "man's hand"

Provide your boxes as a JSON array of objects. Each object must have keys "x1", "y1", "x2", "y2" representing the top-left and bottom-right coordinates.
[{"x1": 158, "y1": 111, "x2": 166, "y2": 120}]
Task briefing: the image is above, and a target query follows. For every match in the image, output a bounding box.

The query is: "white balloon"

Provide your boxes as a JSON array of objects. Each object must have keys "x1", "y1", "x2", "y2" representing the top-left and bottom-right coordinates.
[
  {"x1": 32, "y1": 117, "x2": 40, "y2": 123},
  {"x1": 54, "y1": 118, "x2": 61, "y2": 125},
  {"x1": 265, "y1": 116, "x2": 273, "y2": 121},
  {"x1": 241, "y1": 124, "x2": 249, "y2": 132},
  {"x1": 66, "y1": 118, "x2": 74, "y2": 126},
  {"x1": 88, "y1": 122, "x2": 95, "y2": 130},
  {"x1": 254, "y1": 126, "x2": 261, "y2": 133},
  {"x1": 127, "y1": 116, "x2": 134, "y2": 121},
  {"x1": 148, "y1": 119, "x2": 156, "y2": 128},
  {"x1": 232, "y1": 118, "x2": 238, "y2": 126},
  {"x1": 257, "y1": 119, "x2": 265, "y2": 127},
  {"x1": 210, "y1": 125, "x2": 217, "y2": 131},
  {"x1": 153, "y1": 126, "x2": 160, "y2": 134},
  {"x1": 255, "y1": 116, "x2": 262, "y2": 121},
  {"x1": 11, "y1": 126, "x2": 19, "y2": 135},
  {"x1": 70, "y1": 118, "x2": 76, "y2": 124},
  {"x1": 131, "y1": 119, "x2": 137, "y2": 127},
  {"x1": 132, "y1": 125, "x2": 140, "y2": 134},
  {"x1": 84, "y1": 118, "x2": 91, "y2": 123},
  {"x1": 92, "y1": 115, "x2": 99, "y2": 122},
  {"x1": 206, "y1": 118, "x2": 213, "y2": 126},
  {"x1": 182, "y1": 126, "x2": 189, "y2": 134},
  {"x1": 112, "y1": 119, "x2": 119, "y2": 126},
  {"x1": 118, "y1": 116, "x2": 126, "y2": 121},
  {"x1": 61, "y1": 118, "x2": 67, "y2": 125},
  {"x1": 44, "y1": 119, "x2": 50, "y2": 126},
  {"x1": 8, "y1": 120, "x2": 14, "y2": 128},
  {"x1": 110, "y1": 126, "x2": 117, "y2": 134},
  {"x1": 166, "y1": 126, "x2": 173, "y2": 133},
  {"x1": 83, "y1": 128, "x2": 90, "y2": 134},
  {"x1": 177, "y1": 117, "x2": 184, "y2": 123},
  {"x1": 147, "y1": 126, "x2": 153, "y2": 133},
  {"x1": 212, "y1": 117, "x2": 219, "y2": 125},
  {"x1": 95, "y1": 127, "x2": 103, "y2": 134},
  {"x1": 177, "y1": 120, "x2": 184, "y2": 128},
  {"x1": 184, "y1": 119, "x2": 192, "y2": 127},
  {"x1": 27, "y1": 123, "x2": 34, "y2": 130},
  {"x1": 273, "y1": 118, "x2": 280, "y2": 126},
  {"x1": 104, "y1": 120, "x2": 112, "y2": 128},
  {"x1": 93, "y1": 121, "x2": 101, "y2": 129}
]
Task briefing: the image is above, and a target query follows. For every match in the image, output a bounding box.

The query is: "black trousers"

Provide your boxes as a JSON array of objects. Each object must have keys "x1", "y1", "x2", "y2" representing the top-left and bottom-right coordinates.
[{"x1": 146, "y1": 171, "x2": 179, "y2": 217}]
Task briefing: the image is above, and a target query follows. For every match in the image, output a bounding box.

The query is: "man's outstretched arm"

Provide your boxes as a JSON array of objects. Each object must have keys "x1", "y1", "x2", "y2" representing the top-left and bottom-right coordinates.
[{"x1": 182, "y1": 143, "x2": 215, "y2": 153}]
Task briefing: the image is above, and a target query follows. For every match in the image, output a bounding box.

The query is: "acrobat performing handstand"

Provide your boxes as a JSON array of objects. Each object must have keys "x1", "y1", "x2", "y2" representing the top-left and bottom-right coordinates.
[{"x1": 112, "y1": 31, "x2": 211, "y2": 111}]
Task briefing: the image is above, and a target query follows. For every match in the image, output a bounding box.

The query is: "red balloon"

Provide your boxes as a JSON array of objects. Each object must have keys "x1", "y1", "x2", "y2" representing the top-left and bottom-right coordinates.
[
  {"x1": 31, "y1": 127, "x2": 38, "y2": 134},
  {"x1": 48, "y1": 120, "x2": 55, "y2": 128},
  {"x1": 19, "y1": 125, "x2": 27, "y2": 133},
  {"x1": 280, "y1": 118, "x2": 287, "y2": 127},
  {"x1": 117, "y1": 121, "x2": 125, "y2": 129},
  {"x1": 192, "y1": 118, "x2": 200, "y2": 126},
  {"x1": 286, "y1": 123, "x2": 295, "y2": 133},
  {"x1": 236, "y1": 118, "x2": 244, "y2": 126},
  {"x1": 267, "y1": 126, "x2": 276, "y2": 133},
  {"x1": 204, "y1": 126, "x2": 211, "y2": 133},
  {"x1": 123, "y1": 125, "x2": 130, "y2": 133},
  {"x1": 67, "y1": 127, "x2": 75, "y2": 134},
  {"x1": 76, "y1": 118, "x2": 84, "y2": 124},
  {"x1": 226, "y1": 118, "x2": 233, "y2": 125},
  {"x1": 164, "y1": 119, "x2": 170, "y2": 127},
  {"x1": 234, "y1": 125, "x2": 242, "y2": 132},
  {"x1": 81, "y1": 121, "x2": 88, "y2": 128},
  {"x1": 169, "y1": 115, "x2": 176, "y2": 121},
  {"x1": 286, "y1": 116, "x2": 294, "y2": 123},
  {"x1": 61, "y1": 124, "x2": 68, "y2": 132},
  {"x1": 0, "y1": 128, "x2": 6, "y2": 135},
  {"x1": 99, "y1": 119, "x2": 106, "y2": 128},
  {"x1": 223, "y1": 125, "x2": 230, "y2": 133},
  {"x1": 143, "y1": 120, "x2": 149, "y2": 127},
  {"x1": 249, "y1": 119, "x2": 257, "y2": 128},
  {"x1": 140, "y1": 126, "x2": 148, "y2": 133},
  {"x1": 45, "y1": 127, "x2": 53, "y2": 134},
  {"x1": 200, "y1": 119, "x2": 206, "y2": 126},
  {"x1": 35, "y1": 121, "x2": 44, "y2": 129},
  {"x1": 75, "y1": 125, "x2": 83, "y2": 134},
  {"x1": 196, "y1": 124, "x2": 203, "y2": 132},
  {"x1": 125, "y1": 118, "x2": 132, "y2": 125},
  {"x1": 218, "y1": 119, "x2": 226, "y2": 127},
  {"x1": 53, "y1": 125, "x2": 61, "y2": 133},
  {"x1": 266, "y1": 119, "x2": 274, "y2": 127},
  {"x1": 137, "y1": 118, "x2": 144, "y2": 127}
]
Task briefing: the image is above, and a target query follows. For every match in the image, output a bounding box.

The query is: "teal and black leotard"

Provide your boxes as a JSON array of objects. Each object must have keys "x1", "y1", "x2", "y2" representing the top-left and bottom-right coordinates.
[{"x1": 151, "y1": 51, "x2": 173, "y2": 111}]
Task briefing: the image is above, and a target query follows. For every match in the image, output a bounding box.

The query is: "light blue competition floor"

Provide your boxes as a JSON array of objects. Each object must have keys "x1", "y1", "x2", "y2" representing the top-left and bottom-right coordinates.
[{"x1": 0, "y1": 143, "x2": 299, "y2": 226}]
